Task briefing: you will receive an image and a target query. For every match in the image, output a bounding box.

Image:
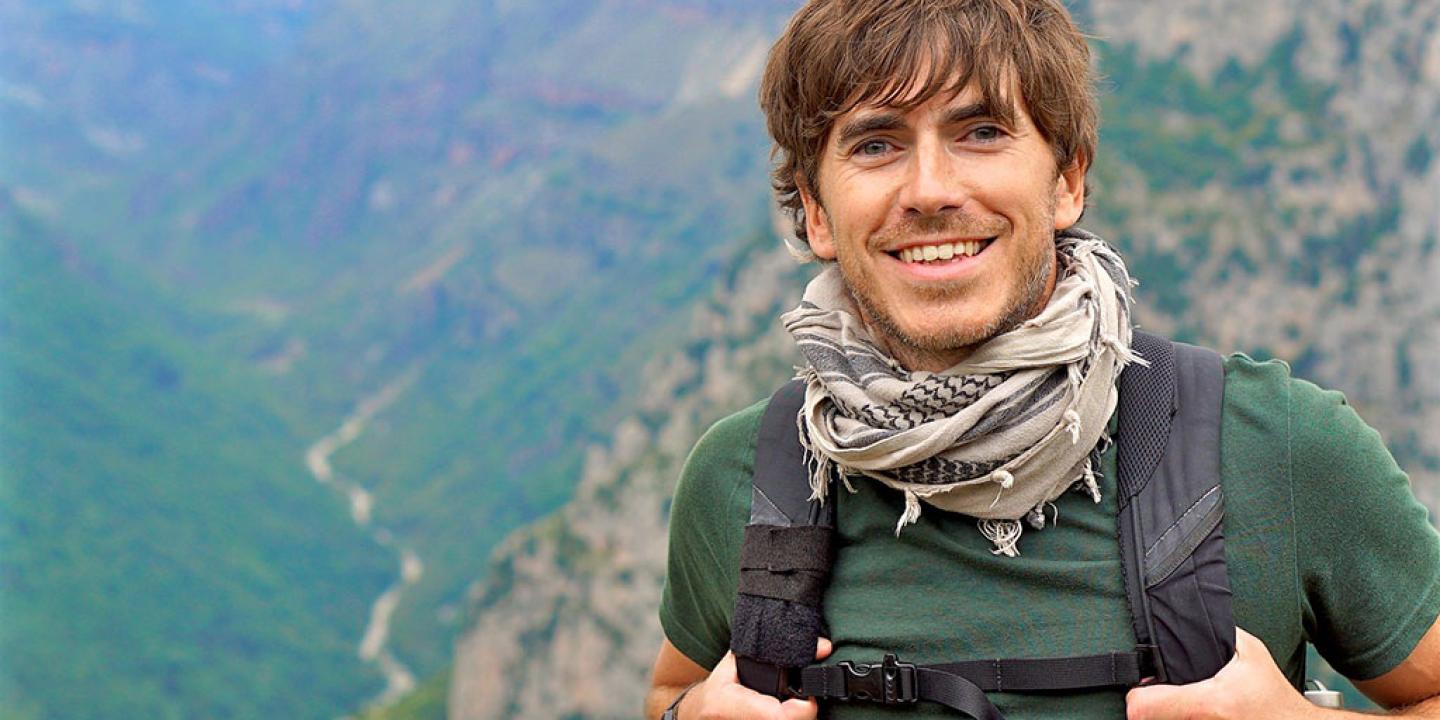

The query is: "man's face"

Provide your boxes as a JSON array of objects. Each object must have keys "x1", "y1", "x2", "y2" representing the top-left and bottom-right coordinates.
[{"x1": 798, "y1": 81, "x2": 1086, "y2": 371}]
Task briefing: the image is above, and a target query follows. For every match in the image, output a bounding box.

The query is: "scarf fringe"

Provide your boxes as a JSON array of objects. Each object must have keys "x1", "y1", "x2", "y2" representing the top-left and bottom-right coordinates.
[
  {"x1": 1027, "y1": 502, "x2": 1058, "y2": 530},
  {"x1": 1082, "y1": 461, "x2": 1101, "y2": 503},
  {"x1": 895, "y1": 491, "x2": 922, "y2": 536},
  {"x1": 794, "y1": 381, "x2": 859, "y2": 504},
  {"x1": 979, "y1": 519, "x2": 1023, "y2": 557},
  {"x1": 1064, "y1": 408, "x2": 1082, "y2": 444},
  {"x1": 1105, "y1": 333, "x2": 1150, "y2": 368}
]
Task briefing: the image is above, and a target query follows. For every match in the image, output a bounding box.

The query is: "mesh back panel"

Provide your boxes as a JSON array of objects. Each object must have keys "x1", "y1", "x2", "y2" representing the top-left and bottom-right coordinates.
[{"x1": 1116, "y1": 332, "x2": 1176, "y2": 502}]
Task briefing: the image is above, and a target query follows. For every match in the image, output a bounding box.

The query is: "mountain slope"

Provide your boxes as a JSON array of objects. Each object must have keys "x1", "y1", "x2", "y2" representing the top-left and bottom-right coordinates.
[
  {"x1": 0, "y1": 194, "x2": 393, "y2": 719},
  {"x1": 4, "y1": 0, "x2": 806, "y2": 713},
  {"x1": 449, "y1": 228, "x2": 807, "y2": 719}
]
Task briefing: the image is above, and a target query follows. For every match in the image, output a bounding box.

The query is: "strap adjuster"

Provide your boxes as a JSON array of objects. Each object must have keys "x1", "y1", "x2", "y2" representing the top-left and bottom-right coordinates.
[
  {"x1": 1135, "y1": 644, "x2": 1163, "y2": 685},
  {"x1": 836, "y1": 654, "x2": 917, "y2": 704}
]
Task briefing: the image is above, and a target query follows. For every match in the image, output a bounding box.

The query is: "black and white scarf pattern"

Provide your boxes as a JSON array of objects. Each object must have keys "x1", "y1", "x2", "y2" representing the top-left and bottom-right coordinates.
[{"x1": 782, "y1": 229, "x2": 1142, "y2": 556}]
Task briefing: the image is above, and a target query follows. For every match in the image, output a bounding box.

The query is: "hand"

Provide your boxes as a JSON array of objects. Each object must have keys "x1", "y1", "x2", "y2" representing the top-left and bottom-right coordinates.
[
  {"x1": 679, "y1": 638, "x2": 834, "y2": 719},
  {"x1": 1126, "y1": 628, "x2": 1318, "y2": 720}
]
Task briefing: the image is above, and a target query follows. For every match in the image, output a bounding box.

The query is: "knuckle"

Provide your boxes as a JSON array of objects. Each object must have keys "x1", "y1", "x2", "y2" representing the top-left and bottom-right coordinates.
[{"x1": 1124, "y1": 691, "x2": 1148, "y2": 720}]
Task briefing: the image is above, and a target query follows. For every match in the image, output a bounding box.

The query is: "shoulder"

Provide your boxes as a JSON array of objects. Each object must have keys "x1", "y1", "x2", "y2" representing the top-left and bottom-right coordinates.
[
  {"x1": 1219, "y1": 351, "x2": 1391, "y2": 478},
  {"x1": 1220, "y1": 351, "x2": 1300, "y2": 407},
  {"x1": 669, "y1": 397, "x2": 769, "y2": 539},
  {"x1": 695, "y1": 398, "x2": 769, "y2": 460},
  {"x1": 660, "y1": 398, "x2": 770, "y2": 667},
  {"x1": 1217, "y1": 351, "x2": 1440, "y2": 681},
  {"x1": 677, "y1": 397, "x2": 768, "y2": 494},
  {"x1": 1217, "y1": 349, "x2": 1408, "y2": 507},
  {"x1": 1218, "y1": 351, "x2": 1355, "y2": 452},
  {"x1": 1221, "y1": 351, "x2": 1351, "y2": 411}
]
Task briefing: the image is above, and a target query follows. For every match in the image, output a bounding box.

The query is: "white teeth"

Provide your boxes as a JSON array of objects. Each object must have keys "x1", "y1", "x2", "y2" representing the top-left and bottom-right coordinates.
[{"x1": 897, "y1": 240, "x2": 989, "y2": 263}]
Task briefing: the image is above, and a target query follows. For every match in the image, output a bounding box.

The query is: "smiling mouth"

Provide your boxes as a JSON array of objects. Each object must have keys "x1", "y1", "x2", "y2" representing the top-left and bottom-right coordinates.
[{"x1": 888, "y1": 238, "x2": 995, "y2": 264}]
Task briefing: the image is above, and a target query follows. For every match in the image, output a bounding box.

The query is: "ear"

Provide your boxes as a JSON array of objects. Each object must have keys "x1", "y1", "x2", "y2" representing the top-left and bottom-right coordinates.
[
  {"x1": 1052, "y1": 153, "x2": 1088, "y2": 230},
  {"x1": 797, "y1": 178, "x2": 836, "y2": 260}
]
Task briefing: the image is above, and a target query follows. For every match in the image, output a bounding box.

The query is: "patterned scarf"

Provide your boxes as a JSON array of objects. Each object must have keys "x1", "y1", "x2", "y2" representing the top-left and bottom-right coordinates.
[{"x1": 781, "y1": 228, "x2": 1142, "y2": 556}]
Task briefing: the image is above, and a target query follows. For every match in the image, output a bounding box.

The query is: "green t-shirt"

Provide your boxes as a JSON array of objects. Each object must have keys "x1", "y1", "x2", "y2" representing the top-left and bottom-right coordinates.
[{"x1": 660, "y1": 354, "x2": 1440, "y2": 718}]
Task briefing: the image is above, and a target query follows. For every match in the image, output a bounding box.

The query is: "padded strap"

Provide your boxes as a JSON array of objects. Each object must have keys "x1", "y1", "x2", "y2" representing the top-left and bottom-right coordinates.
[
  {"x1": 752, "y1": 380, "x2": 822, "y2": 527},
  {"x1": 1115, "y1": 332, "x2": 1234, "y2": 684},
  {"x1": 737, "y1": 525, "x2": 834, "y2": 606},
  {"x1": 733, "y1": 381, "x2": 837, "y2": 691}
]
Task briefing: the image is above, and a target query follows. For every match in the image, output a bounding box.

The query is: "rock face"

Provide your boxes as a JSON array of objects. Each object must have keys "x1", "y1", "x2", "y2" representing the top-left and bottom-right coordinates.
[
  {"x1": 448, "y1": 2, "x2": 1440, "y2": 717},
  {"x1": 448, "y1": 239, "x2": 807, "y2": 719},
  {"x1": 1086, "y1": 0, "x2": 1440, "y2": 498}
]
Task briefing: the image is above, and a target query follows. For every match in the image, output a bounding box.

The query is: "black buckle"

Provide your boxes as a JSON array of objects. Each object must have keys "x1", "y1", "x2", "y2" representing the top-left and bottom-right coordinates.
[
  {"x1": 1136, "y1": 644, "x2": 1163, "y2": 686},
  {"x1": 836, "y1": 654, "x2": 917, "y2": 704}
]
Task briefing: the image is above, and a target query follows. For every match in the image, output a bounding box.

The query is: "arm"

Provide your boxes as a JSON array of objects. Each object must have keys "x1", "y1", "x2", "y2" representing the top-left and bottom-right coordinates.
[
  {"x1": 644, "y1": 638, "x2": 831, "y2": 720},
  {"x1": 645, "y1": 639, "x2": 709, "y2": 719},
  {"x1": 1353, "y1": 616, "x2": 1440, "y2": 713},
  {"x1": 1127, "y1": 621, "x2": 1440, "y2": 719}
]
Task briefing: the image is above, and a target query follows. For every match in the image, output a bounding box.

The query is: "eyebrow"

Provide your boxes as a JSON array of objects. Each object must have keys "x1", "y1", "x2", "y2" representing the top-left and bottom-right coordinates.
[
  {"x1": 941, "y1": 102, "x2": 995, "y2": 126},
  {"x1": 834, "y1": 111, "x2": 907, "y2": 148},
  {"x1": 833, "y1": 102, "x2": 999, "y2": 148}
]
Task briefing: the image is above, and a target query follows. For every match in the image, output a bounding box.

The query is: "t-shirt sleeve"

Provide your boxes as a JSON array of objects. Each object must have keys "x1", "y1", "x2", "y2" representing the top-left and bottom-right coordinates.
[
  {"x1": 1288, "y1": 373, "x2": 1440, "y2": 681},
  {"x1": 658, "y1": 402, "x2": 764, "y2": 670}
]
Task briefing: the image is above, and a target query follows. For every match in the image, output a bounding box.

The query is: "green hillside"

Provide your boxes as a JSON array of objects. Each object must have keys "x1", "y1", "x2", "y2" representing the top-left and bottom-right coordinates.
[
  {"x1": 0, "y1": 198, "x2": 394, "y2": 718},
  {"x1": 4, "y1": 0, "x2": 789, "y2": 714},
  {"x1": 68, "y1": 0, "x2": 790, "y2": 680}
]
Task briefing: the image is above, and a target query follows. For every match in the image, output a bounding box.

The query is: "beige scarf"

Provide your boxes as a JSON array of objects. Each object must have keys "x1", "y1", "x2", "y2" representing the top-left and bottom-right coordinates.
[{"x1": 781, "y1": 229, "x2": 1142, "y2": 556}]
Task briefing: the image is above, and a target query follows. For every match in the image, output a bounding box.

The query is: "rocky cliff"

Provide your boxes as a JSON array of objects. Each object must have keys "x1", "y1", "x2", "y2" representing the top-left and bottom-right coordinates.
[
  {"x1": 1087, "y1": 0, "x2": 1440, "y2": 500},
  {"x1": 448, "y1": 231, "x2": 807, "y2": 718}
]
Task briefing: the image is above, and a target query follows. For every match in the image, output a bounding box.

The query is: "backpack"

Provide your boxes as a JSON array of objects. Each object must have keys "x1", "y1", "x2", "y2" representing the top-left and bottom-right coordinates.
[{"x1": 730, "y1": 331, "x2": 1236, "y2": 718}]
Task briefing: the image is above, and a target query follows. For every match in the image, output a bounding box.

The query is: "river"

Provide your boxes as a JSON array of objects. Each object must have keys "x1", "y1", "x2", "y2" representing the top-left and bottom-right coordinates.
[{"x1": 303, "y1": 367, "x2": 423, "y2": 708}]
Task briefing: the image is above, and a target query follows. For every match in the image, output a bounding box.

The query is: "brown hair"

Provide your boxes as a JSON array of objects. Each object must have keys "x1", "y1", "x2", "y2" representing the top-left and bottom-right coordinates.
[{"x1": 759, "y1": 0, "x2": 1098, "y2": 249}]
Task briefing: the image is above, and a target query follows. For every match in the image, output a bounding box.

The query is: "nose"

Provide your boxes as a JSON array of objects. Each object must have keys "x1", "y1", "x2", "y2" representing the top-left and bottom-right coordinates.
[{"x1": 898, "y1": 138, "x2": 965, "y2": 217}]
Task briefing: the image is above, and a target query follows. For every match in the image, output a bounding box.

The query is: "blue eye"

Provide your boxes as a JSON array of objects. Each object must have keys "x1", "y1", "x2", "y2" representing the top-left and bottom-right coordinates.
[
  {"x1": 857, "y1": 139, "x2": 891, "y2": 156},
  {"x1": 969, "y1": 125, "x2": 1004, "y2": 142}
]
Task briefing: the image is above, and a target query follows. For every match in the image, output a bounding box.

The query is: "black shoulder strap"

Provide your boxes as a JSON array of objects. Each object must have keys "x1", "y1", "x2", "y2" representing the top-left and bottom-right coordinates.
[
  {"x1": 732, "y1": 380, "x2": 836, "y2": 697},
  {"x1": 1116, "y1": 331, "x2": 1235, "y2": 684}
]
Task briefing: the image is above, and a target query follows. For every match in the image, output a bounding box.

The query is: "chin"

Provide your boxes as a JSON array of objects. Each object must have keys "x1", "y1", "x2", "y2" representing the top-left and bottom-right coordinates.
[{"x1": 895, "y1": 315, "x2": 999, "y2": 352}]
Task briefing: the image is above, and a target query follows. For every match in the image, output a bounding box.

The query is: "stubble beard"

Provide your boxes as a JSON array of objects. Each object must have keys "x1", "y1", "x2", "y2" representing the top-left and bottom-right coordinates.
[{"x1": 839, "y1": 211, "x2": 1058, "y2": 371}]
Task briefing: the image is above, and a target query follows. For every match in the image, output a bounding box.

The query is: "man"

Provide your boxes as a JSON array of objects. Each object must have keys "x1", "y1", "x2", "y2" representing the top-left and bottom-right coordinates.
[{"x1": 646, "y1": 1, "x2": 1440, "y2": 718}]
